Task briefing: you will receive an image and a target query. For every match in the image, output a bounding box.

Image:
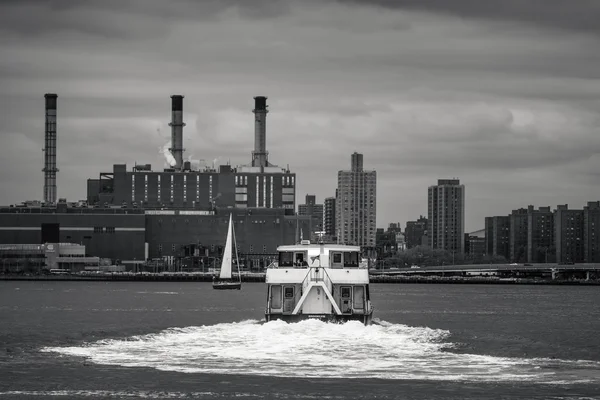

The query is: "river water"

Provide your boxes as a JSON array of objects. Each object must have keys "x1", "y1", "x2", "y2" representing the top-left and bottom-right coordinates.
[{"x1": 0, "y1": 281, "x2": 599, "y2": 399}]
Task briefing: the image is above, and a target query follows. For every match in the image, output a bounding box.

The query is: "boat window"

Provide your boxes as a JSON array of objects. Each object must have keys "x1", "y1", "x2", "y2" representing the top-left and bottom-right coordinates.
[
  {"x1": 341, "y1": 287, "x2": 351, "y2": 298},
  {"x1": 344, "y1": 252, "x2": 359, "y2": 268},
  {"x1": 331, "y1": 252, "x2": 343, "y2": 268},
  {"x1": 284, "y1": 287, "x2": 294, "y2": 298},
  {"x1": 294, "y1": 252, "x2": 307, "y2": 267},
  {"x1": 279, "y1": 252, "x2": 294, "y2": 267}
]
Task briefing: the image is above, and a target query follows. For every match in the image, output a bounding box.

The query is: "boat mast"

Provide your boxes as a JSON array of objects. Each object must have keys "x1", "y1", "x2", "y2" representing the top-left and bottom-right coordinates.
[{"x1": 232, "y1": 213, "x2": 241, "y2": 282}]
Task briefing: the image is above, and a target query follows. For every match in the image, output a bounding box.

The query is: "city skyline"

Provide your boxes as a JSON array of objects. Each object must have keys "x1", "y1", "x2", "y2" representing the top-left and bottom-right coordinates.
[{"x1": 1, "y1": 1, "x2": 599, "y2": 232}]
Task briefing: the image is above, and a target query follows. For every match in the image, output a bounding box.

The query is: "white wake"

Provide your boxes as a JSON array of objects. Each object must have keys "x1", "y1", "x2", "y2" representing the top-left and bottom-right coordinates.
[{"x1": 42, "y1": 319, "x2": 600, "y2": 383}]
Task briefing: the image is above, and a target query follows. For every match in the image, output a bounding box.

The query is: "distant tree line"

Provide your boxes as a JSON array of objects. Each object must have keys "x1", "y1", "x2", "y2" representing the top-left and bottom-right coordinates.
[{"x1": 378, "y1": 245, "x2": 508, "y2": 268}]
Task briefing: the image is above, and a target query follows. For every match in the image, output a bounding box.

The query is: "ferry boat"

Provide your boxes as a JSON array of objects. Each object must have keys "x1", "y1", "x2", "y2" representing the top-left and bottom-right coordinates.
[{"x1": 265, "y1": 237, "x2": 374, "y2": 325}]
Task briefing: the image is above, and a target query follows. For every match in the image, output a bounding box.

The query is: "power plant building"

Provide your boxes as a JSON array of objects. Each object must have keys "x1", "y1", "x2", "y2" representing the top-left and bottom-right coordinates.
[
  {"x1": 0, "y1": 93, "x2": 315, "y2": 270},
  {"x1": 87, "y1": 96, "x2": 295, "y2": 211}
]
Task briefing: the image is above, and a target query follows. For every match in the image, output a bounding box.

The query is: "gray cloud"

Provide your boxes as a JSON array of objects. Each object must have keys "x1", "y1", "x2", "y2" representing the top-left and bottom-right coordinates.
[
  {"x1": 1, "y1": 0, "x2": 599, "y2": 231},
  {"x1": 338, "y1": 0, "x2": 600, "y2": 35}
]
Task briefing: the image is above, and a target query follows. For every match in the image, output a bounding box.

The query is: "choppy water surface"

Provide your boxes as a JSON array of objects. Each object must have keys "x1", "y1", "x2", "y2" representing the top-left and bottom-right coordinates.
[{"x1": 1, "y1": 282, "x2": 599, "y2": 399}]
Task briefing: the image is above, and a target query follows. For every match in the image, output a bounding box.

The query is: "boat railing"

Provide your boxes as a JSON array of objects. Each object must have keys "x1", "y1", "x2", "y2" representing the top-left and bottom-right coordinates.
[{"x1": 267, "y1": 261, "x2": 279, "y2": 269}]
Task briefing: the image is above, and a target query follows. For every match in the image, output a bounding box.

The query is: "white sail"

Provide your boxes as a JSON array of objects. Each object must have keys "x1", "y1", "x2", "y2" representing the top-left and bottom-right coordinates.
[{"x1": 219, "y1": 214, "x2": 233, "y2": 280}]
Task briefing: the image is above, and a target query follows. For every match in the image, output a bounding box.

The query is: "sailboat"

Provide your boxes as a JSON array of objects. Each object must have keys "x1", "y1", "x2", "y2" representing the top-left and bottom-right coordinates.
[{"x1": 212, "y1": 213, "x2": 242, "y2": 290}]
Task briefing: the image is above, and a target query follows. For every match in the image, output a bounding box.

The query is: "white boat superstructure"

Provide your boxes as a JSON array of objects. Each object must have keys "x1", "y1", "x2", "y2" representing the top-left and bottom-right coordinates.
[{"x1": 265, "y1": 240, "x2": 374, "y2": 325}]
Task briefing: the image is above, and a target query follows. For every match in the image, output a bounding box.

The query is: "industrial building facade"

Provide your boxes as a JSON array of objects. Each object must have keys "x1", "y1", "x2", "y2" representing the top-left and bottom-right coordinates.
[
  {"x1": 0, "y1": 93, "x2": 317, "y2": 271},
  {"x1": 0, "y1": 206, "x2": 146, "y2": 261},
  {"x1": 336, "y1": 153, "x2": 377, "y2": 247},
  {"x1": 87, "y1": 163, "x2": 296, "y2": 211},
  {"x1": 427, "y1": 179, "x2": 465, "y2": 253},
  {"x1": 0, "y1": 206, "x2": 321, "y2": 268}
]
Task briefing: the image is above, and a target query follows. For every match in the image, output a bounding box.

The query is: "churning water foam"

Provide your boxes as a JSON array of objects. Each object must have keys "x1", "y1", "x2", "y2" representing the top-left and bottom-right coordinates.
[{"x1": 42, "y1": 319, "x2": 600, "y2": 383}]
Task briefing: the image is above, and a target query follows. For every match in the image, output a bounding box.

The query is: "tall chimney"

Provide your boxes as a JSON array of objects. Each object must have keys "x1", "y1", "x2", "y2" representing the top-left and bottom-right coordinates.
[
  {"x1": 252, "y1": 96, "x2": 269, "y2": 168},
  {"x1": 169, "y1": 95, "x2": 185, "y2": 170},
  {"x1": 43, "y1": 93, "x2": 58, "y2": 204}
]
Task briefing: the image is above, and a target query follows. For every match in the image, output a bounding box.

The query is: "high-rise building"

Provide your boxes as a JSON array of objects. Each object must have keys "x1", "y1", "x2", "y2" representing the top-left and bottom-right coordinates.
[
  {"x1": 405, "y1": 216, "x2": 427, "y2": 249},
  {"x1": 554, "y1": 205, "x2": 584, "y2": 264},
  {"x1": 527, "y1": 205, "x2": 554, "y2": 263},
  {"x1": 583, "y1": 201, "x2": 600, "y2": 263},
  {"x1": 324, "y1": 195, "x2": 336, "y2": 239},
  {"x1": 485, "y1": 216, "x2": 510, "y2": 259},
  {"x1": 509, "y1": 208, "x2": 528, "y2": 262},
  {"x1": 298, "y1": 194, "x2": 324, "y2": 230},
  {"x1": 336, "y1": 152, "x2": 376, "y2": 247},
  {"x1": 427, "y1": 179, "x2": 465, "y2": 253}
]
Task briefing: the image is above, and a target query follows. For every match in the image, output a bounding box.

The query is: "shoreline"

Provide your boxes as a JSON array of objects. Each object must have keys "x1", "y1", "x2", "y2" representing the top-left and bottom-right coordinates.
[{"x1": 1, "y1": 274, "x2": 598, "y2": 286}]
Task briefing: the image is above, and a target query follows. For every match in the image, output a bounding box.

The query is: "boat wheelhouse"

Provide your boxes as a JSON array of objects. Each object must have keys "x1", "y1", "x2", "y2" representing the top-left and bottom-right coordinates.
[{"x1": 265, "y1": 240, "x2": 373, "y2": 325}]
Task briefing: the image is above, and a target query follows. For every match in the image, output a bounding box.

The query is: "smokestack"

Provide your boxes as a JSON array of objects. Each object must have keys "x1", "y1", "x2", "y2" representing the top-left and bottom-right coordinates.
[
  {"x1": 252, "y1": 96, "x2": 269, "y2": 168},
  {"x1": 43, "y1": 93, "x2": 58, "y2": 204},
  {"x1": 169, "y1": 95, "x2": 185, "y2": 170}
]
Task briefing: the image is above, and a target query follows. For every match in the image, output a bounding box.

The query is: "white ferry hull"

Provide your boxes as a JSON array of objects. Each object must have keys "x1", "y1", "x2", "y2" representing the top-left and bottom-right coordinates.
[{"x1": 265, "y1": 311, "x2": 373, "y2": 326}]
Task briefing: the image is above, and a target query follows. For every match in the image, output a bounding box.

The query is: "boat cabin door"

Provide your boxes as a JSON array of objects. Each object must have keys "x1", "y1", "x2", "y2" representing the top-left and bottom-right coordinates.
[
  {"x1": 341, "y1": 286, "x2": 352, "y2": 313},
  {"x1": 283, "y1": 286, "x2": 295, "y2": 313},
  {"x1": 270, "y1": 285, "x2": 282, "y2": 311}
]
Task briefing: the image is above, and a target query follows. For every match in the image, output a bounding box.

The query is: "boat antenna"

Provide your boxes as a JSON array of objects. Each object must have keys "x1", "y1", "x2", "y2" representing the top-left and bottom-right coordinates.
[{"x1": 315, "y1": 231, "x2": 325, "y2": 244}]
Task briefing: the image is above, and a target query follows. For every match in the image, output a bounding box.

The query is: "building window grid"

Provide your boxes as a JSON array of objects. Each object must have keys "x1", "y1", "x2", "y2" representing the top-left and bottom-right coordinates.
[
  {"x1": 183, "y1": 175, "x2": 187, "y2": 202},
  {"x1": 131, "y1": 175, "x2": 135, "y2": 201},
  {"x1": 209, "y1": 176, "x2": 213, "y2": 203},
  {"x1": 263, "y1": 176, "x2": 267, "y2": 208},
  {"x1": 170, "y1": 175, "x2": 174, "y2": 202},
  {"x1": 157, "y1": 175, "x2": 161, "y2": 202},
  {"x1": 270, "y1": 176, "x2": 273, "y2": 208},
  {"x1": 144, "y1": 174, "x2": 148, "y2": 202},
  {"x1": 256, "y1": 178, "x2": 259, "y2": 207},
  {"x1": 196, "y1": 175, "x2": 200, "y2": 201}
]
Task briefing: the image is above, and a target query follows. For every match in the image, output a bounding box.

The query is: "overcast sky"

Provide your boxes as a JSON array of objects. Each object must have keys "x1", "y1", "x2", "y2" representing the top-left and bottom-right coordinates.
[{"x1": 1, "y1": 0, "x2": 599, "y2": 231}]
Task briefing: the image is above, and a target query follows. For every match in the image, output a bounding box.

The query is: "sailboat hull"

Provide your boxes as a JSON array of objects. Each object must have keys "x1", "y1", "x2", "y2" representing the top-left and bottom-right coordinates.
[{"x1": 212, "y1": 280, "x2": 242, "y2": 290}]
